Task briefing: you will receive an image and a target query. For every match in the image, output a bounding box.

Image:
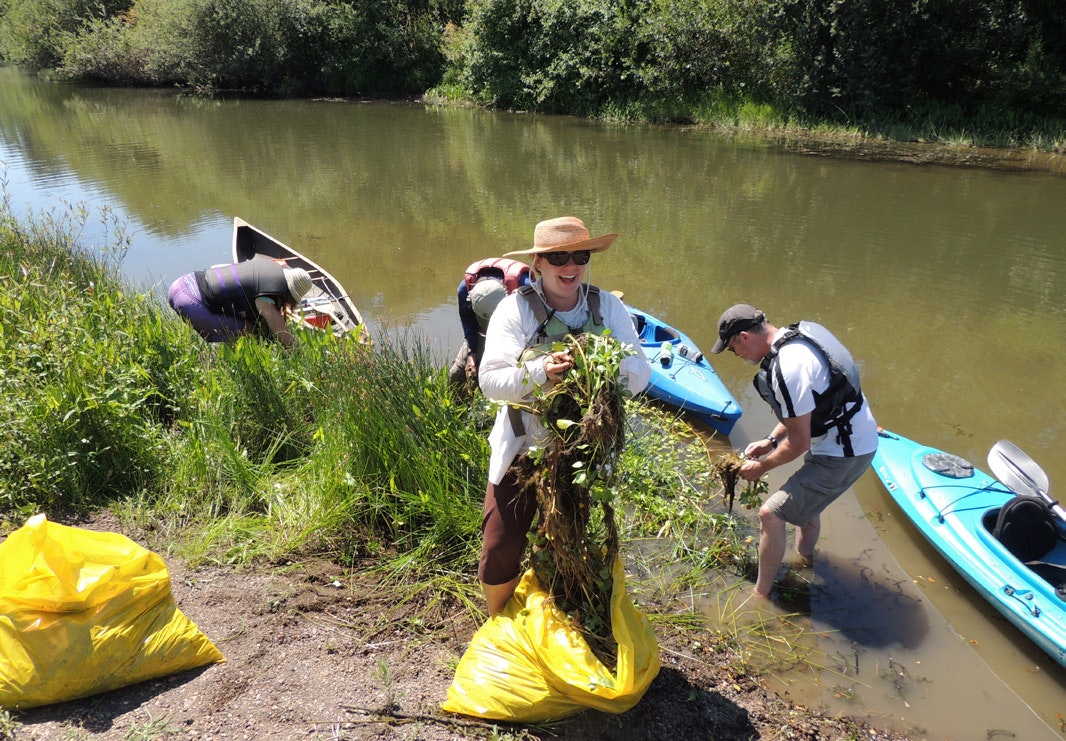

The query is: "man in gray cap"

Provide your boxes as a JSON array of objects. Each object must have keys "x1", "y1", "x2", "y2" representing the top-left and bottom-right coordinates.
[{"x1": 711, "y1": 304, "x2": 878, "y2": 598}]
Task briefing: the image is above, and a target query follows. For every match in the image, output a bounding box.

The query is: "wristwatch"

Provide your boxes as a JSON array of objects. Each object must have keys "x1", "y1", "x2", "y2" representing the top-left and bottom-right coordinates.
[{"x1": 766, "y1": 434, "x2": 779, "y2": 449}]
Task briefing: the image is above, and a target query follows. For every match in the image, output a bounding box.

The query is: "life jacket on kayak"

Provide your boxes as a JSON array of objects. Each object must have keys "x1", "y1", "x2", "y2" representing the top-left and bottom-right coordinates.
[
  {"x1": 753, "y1": 322, "x2": 865, "y2": 457},
  {"x1": 505, "y1": 284, "x2": 607, "y2": 437},
  {"x1": 196, "y1": 261, "x2": 290, "y2": 320},
  {"x1": 464, "y1": 258, "x2": 532, "y2": 294}
]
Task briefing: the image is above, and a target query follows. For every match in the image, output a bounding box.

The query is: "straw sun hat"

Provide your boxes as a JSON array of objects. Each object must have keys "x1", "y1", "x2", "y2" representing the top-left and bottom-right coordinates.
[
  {"x1": 283, "y1": 268, "x2": 313, "y2": 301},
  {"x1": 503, "y1": 216, "x2": 617, "y2": 258}
]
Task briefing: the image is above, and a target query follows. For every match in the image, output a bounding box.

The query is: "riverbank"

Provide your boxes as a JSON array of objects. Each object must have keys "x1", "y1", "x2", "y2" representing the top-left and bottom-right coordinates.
[
  {"x1": 10, "y1": 511, "x2": 913, "y2": 741},
  {"x1": 416, "y1": 88, "x2": 1066, "y2": 175},
  {"x1": 767, "y1": 133, "x2": 1066, "y2": 175}
]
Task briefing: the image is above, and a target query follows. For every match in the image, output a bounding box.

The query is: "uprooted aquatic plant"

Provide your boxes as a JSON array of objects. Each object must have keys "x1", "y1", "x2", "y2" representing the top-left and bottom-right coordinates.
[
  {"x1": 521, "y1": 332, "x2": 634, "y2": 669},
  {"x1": 711, "y1": 452, "x2": 769, "y2": 512}
]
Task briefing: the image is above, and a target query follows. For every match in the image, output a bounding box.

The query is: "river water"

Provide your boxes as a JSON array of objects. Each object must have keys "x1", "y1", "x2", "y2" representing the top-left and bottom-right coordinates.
[{"x1": 2, "y1": 66, "x2": 1065, "y2": 738}]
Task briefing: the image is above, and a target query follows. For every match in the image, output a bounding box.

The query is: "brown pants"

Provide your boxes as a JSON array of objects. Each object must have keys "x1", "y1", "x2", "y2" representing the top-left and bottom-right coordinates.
[{"x1": 478, "y1": 457, "x2": 538, "y2": 586}]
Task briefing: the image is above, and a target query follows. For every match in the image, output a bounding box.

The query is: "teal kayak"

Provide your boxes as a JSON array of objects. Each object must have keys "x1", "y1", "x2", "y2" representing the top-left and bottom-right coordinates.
[
  {"x1": 626, "y1": 305, "x2": 741, "y2": 436},
  {"x1": 872, "y1": 429, "x2": 1066, "y2": 667}
]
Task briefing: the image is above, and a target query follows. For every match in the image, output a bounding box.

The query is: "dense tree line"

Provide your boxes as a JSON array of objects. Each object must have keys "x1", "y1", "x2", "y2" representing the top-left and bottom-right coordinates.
[
  {"x1": 1, "y1": 0, "x2": 1063, "y2": 128},
  {"x1": 0, "y1": 0, "x2": 465, "y2": 95}
]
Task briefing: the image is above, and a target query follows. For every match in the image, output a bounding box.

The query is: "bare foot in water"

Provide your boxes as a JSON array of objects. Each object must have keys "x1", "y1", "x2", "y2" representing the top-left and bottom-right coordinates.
[{"x1": 742, "y1": 587, "x2": 774, "y2": 607}]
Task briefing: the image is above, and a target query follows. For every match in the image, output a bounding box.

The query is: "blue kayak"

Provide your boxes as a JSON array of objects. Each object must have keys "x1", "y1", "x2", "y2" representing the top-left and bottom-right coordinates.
[
  {"x1": 872, "y1": 429, "x2": 1066, "y2": 668},
  {"x1": 626, "y1": 305, "x2": 741, "y2": 436}
]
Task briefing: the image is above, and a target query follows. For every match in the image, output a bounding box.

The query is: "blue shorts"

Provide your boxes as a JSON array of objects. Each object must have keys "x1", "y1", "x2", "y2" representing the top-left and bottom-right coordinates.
[
  {"x1": 765, "y1": 452, "x2": 875, "y2": 526},
  {"x1": 168, "y1": 273, "x2": 248, "y2": 342}
]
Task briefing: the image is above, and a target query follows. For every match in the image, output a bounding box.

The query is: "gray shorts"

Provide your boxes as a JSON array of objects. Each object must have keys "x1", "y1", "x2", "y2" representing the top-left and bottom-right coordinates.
[{"x1": 764, "y1": 451, "x2": 875, "y2": 526}]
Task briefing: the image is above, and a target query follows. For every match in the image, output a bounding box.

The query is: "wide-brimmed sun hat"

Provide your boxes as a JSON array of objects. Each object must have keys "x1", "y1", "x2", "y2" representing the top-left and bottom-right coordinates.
[
  {"x1": 469, "y1": 277, "x2": 507, "y2": 321},
  {"x1": 283, "y1": 267, "x2": 313, "y2": 301},
  {"x1": 502, "y1": 216, "x2": 617, "y2": 258}
]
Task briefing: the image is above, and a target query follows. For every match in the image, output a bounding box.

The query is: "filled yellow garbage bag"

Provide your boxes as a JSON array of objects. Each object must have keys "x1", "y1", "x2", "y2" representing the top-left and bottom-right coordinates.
[
  {"x1": 442, "y1": 558, "x2": 659, "y2": 722},
  {"x1": 0, "y1": 514, "x2": 225, "y2": 709}
]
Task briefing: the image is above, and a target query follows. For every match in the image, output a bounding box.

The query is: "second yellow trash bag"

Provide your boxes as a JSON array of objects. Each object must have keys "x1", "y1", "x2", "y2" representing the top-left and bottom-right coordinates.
[
  {"x1": 0, "y1": 514, "x2": 225, "y2": 709},
  {"x1": 441, "y1": 558, "x2": 659, "y2": 722}
]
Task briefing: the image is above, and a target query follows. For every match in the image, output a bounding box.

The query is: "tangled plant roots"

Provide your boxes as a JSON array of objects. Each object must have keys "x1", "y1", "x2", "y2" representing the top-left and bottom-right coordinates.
[
  {"x1": 712, "y1": 452, "x2": 743, "y2": 512},
  {"x1": 711, "y1": 452, "x2": 768, "y2": 512},
  {"x1": 527, "y1": 334, "x2": 630, "y2": 669}
]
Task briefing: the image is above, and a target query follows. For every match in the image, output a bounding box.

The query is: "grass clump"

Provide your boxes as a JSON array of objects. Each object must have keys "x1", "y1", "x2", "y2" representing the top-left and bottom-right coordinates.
[{"x1": 0, "y1": 202, "x2": 195, "y2": 522}]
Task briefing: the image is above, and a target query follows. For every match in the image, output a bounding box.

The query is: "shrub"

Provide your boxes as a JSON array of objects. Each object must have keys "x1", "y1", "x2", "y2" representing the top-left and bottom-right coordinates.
[
  {"x1": 460, "y1": 0, "x2": 661, "y2": 114},
  {"x1": 55, "y1": 0, "x2": 447, "y2": 95},
  {"x1": 746, "y1": 0, "x2": 1066, "y2": 117},
  {"x1": 0, "y1": 0, "x2": 132, "y2": 68}
]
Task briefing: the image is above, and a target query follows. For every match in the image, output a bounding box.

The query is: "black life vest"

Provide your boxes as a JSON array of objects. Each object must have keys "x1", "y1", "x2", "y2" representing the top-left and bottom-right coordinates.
[
  {"x1": 464, "y1": 258, "x2": 531, "y2": 294},
  {"x1": 196, "y1": 261, "x2": 289, "y2": 319},
  {"x1": 753, "y1": 322, "x2": 865, "y2": 456}
]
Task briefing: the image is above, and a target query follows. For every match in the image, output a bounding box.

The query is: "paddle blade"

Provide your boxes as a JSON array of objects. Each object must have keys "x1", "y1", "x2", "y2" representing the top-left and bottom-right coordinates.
[{"x1": 987, "y1": 439, "x2": 1051, "y2": 498}]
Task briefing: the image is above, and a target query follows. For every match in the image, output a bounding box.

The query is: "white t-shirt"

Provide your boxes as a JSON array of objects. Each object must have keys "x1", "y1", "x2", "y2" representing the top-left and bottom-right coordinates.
[{"x1": 768, "y1": 322, "x2": 878, "y2": 457}]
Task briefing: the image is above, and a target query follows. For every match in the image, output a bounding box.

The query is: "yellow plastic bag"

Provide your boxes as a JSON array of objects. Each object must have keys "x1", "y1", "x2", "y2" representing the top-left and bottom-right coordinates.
[
  {"x1": 0, "y1": 514, "x2": 225, "y2": 709},
  {"x1": 442, "y1": 558, "x2": 659, "y2": 722}
]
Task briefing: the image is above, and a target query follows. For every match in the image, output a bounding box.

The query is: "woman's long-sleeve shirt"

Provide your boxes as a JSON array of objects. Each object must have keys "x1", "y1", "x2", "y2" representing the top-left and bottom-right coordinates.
[{"x1": 478, "y1": 284, "x2": 651, "y2": 484}]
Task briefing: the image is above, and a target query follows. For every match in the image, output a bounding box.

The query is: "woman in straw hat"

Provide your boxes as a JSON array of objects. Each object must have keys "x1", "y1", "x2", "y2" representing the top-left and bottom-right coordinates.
[
  {"x1": 168, "y1": 260, "x2": 313, "y2": 348},
  {"x1": 476, "y1": 216, "x2": 651, "y2": 616}
]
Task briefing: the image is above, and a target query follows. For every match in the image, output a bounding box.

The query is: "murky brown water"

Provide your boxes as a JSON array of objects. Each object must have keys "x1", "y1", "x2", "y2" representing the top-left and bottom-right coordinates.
[{"x1": 2, "y1": 65, "x2": 1064, "y2": 738}]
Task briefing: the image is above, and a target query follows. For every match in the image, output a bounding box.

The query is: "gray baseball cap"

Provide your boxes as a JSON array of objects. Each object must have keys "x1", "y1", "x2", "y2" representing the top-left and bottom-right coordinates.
[
  {"x1": 710, "y1": 304, "x2": 766, "y2": 354},
  {"x1": 469, "y1": 277, "x2": 507, "y2": 321}
]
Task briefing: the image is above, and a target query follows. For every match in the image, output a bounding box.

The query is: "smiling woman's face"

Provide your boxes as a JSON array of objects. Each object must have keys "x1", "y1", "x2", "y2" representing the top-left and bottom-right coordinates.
[{"x1": 535, "y1": 252, "x2": 588, "y2": 310}]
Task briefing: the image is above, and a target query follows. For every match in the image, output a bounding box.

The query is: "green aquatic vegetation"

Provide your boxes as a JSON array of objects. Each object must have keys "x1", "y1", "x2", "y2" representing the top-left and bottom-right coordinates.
[
  {"x1": 618, "y1": 408, "x2": 757, "y2": 590},
  {"x1": 711, "y1": 451, "x2": 769, "y2": 512},
  {"x1": 519, "y1": 332, "x2": 633, "y2": 668}
]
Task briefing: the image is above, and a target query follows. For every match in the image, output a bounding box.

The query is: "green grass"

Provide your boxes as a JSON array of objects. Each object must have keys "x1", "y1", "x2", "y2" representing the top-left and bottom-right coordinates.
[{"x1": 0, "y1": 708, "x2": 17, "y2": 740}]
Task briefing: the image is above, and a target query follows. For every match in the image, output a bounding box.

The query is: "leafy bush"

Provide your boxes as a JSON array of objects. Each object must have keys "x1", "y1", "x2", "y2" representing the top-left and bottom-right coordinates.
[
  {"x1": 460, "y1": 0, "x2": 654, "y2": 114},
  {"x1": 53, "y1": 0, "x2": 446, "y2": 94},
  {"x1": 0, "y1": 0, "x2": 132, "y2": 68},
  {"x1": 745, "y1": 0, "x2": 1066, "y2": 117},
  {"x1": 455, "y1": 0, "x2": 1065, "y2": 124},
  {"x1": 54, "y1": 14, "x2": 147, "y2": 84}
]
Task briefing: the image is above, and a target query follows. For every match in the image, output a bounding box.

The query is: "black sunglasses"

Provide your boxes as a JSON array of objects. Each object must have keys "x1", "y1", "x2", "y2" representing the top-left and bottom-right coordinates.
[{"x1": 542, "y1": 250, "x2": 591, "y2": 267}]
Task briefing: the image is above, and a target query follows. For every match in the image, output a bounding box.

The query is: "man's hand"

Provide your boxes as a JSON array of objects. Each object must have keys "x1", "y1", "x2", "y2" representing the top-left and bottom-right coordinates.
[
  {"x1": 743, "y1": 438, "x2": 775, "y2": 459},
  {"x1": 739, "y1": 458, "x2": 764, "y2": 482}
]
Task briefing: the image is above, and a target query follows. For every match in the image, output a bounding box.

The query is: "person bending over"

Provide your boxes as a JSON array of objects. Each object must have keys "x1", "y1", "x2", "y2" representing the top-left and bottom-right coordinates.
[{"x1": 168, "y1": 260, "x2": 312, "y2": 348}]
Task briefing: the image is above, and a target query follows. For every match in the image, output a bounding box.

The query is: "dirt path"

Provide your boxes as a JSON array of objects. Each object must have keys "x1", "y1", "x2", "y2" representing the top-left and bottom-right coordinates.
[{"x1": 10, "y1": 517, "x2": 912, "y2": 740}]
